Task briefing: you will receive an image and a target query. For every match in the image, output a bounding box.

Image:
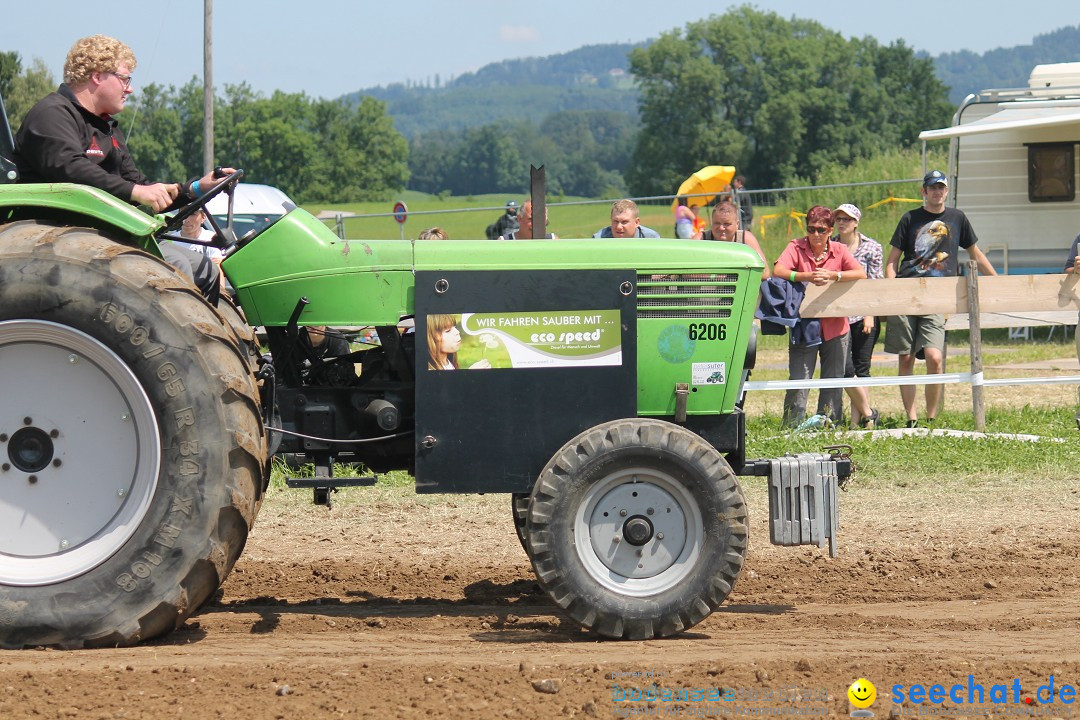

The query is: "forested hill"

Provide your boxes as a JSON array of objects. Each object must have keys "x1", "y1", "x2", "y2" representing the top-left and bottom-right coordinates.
[
  {"x1": 343, "y1": 43, "x2": 642, "y2": 138},
  {"x1": 935, "y1": 25, "x2": 1080, "y2": 104},
  {"x1": 349, "y1": 26, "x2": 1080, "y2": 138}
]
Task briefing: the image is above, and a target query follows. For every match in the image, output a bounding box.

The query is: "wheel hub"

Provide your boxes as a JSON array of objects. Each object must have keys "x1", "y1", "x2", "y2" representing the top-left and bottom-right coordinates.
[
  {"x1": 8, "y1": 426, "x2": 55, "y2": 473},
  {"x1": 622, "y1": 515, "x2": 654, "y2": 545},
  {"x1": 0, "y1": 320, "x2": 160, "y2": 586},
  {"x1": 579, "y1": 470, "x2": 698, "y2": 589}
]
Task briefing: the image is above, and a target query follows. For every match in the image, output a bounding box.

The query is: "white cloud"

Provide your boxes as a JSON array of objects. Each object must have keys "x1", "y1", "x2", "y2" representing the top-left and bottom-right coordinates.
[{"x1": 499, "y1": 25, "x2": 540, "y2": 43}]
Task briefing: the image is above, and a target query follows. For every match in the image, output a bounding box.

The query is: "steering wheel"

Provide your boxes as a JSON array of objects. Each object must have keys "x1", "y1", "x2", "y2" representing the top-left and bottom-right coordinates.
[{"x1": 161, "y1": 169, "x2": 245, "y2": 236}]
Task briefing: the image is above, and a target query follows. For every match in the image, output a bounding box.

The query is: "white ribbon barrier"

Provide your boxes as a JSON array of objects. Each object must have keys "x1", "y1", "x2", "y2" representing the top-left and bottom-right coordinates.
[{"x1": 744, "y1": 373, "x2": 1080, "y2": 391}]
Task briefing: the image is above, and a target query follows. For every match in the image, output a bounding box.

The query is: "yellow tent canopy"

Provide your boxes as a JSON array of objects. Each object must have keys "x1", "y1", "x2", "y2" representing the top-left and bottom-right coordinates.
[{"x1": 671, "y1": 165, "x2": 736, "y2": 210}]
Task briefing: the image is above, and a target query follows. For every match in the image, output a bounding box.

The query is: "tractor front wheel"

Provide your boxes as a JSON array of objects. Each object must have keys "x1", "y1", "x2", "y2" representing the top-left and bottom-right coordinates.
[{"x1": 525, "y1": 418, "x2": 748, "y2": 640}]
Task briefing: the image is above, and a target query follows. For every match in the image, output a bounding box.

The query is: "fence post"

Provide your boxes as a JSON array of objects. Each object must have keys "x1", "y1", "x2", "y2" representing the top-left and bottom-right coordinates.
[
  {"x1": 967, "y1": 261, "x2": 986, "y2": 431},
  {"x1": 529, "y1": 165, "x2": 546, "y2": 240}
]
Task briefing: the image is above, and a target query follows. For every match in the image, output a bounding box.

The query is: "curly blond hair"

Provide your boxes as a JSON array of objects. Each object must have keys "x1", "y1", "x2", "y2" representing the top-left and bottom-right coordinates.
[{"x1": 64, "y1": 35, "x2": 136, "y2": 86}]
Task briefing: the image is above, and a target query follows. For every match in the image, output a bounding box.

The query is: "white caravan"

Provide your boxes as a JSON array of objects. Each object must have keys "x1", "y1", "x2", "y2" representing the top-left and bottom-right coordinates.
[{"x1": 920, "y1": 62, "x2": 1080, "y2": 275}]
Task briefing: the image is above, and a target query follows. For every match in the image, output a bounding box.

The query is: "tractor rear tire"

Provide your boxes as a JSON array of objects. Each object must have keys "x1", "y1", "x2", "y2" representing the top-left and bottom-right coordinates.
[
  {"x1": 216, "y1": 293, "x2": 260, "y2": 372},
  {"x1": 511, "y1": 493, "x2": 529, "y2": 553},
  {"x1": 525, "y1": 418, "x2": 748, "y2": 640},
  {"x1": 0, "y1": 221, "x2": 267, "y2": 648}
]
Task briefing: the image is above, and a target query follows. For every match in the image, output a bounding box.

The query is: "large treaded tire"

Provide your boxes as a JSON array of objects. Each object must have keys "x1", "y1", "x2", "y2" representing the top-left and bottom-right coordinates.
[
  {"x1": 525, "y1": 418, "x2": 748, "y2": 640},
  {"x1": 511, "y1": 493, "x2": 530, "y2": 553},
  {"x1": 0, "y1": 221, "x2": 267, "y2": 649}
]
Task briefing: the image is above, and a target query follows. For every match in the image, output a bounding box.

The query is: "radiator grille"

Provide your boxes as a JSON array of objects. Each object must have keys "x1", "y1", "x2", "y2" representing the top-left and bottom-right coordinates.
[{"x1": 636, "y1": 273, "x2": 739, "y2": 319}]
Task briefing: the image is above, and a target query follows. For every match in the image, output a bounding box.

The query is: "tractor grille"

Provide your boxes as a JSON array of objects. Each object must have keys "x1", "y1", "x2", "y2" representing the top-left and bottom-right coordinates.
[{"x1": 636, "y1": 273, "x2": 739, "y2": 319}]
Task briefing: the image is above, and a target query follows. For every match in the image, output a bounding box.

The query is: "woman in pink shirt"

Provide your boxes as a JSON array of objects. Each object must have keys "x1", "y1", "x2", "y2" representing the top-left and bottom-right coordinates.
[{"x1": 773, "y1": 205, "x2": 866, "y2": 427}]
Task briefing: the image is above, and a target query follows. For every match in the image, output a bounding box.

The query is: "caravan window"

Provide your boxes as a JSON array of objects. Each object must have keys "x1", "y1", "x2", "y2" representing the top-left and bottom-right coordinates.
[{"x1": 1027, "y1": 143, "x2": 1075, "y2": 202}]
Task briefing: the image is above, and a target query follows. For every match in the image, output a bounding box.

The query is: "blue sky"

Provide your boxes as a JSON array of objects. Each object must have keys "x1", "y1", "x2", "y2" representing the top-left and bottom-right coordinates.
[{"x1": 5, "y1": 1, "x2": 1079, "y2": 100}]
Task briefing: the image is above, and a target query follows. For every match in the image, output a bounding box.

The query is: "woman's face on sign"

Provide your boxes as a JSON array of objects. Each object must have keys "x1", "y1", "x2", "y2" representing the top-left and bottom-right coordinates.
[{"x1": 439, "y1": 324, "x2": 461, "y2": 354}]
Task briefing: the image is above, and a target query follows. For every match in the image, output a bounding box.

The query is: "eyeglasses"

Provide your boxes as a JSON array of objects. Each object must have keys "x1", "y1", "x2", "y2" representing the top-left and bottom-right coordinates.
[
  {"x1": 806, "y1": 226, "x2": 831, "y2": 235},
  {"x1": 835, "y1": 216, "x2": 856, "y2": 223},
  {"x1": 111, "y1": 72, "x2": 132, "y2": 89}
]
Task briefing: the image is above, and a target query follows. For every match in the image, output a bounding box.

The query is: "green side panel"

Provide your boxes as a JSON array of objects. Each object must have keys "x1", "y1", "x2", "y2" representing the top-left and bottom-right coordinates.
[
  {"x1": 635, "y1": 268, "x2": 762, "y2": 416},
  {"x1": 0, "y1": 183, "x2": 161, "y2": 238},
  {"x1": 413, "y1": 236, "x2": 762, "y2": 273},
  {"x1": 224, "y1": 208, "x2": 415, "y2": 326}
]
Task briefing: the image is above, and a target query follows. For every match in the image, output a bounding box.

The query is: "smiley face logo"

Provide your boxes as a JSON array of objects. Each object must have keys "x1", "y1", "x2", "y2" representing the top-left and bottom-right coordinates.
[{"x1": 848, "y1": 678, "x2": 877, "y2": 709}]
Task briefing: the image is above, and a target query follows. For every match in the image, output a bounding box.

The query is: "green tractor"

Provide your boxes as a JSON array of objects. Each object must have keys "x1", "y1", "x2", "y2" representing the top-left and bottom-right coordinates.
[{"x1": 0, "y1": 92, "x2": 845, "y2": 648}]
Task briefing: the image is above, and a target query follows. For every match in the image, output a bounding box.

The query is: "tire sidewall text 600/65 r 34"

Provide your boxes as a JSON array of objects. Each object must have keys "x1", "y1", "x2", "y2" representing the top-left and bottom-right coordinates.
[
  {"x1": 526, "y1": 418, "x2": 748, "y2": 640},
  {"x1": 0, "y1": 221, "x2": 266, "y2": 649}
]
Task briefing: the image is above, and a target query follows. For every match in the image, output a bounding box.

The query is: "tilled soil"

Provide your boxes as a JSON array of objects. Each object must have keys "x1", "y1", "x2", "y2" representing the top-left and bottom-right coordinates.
[{"x1": 1, "y1": 478, "x2": 1078, "y2": 719}]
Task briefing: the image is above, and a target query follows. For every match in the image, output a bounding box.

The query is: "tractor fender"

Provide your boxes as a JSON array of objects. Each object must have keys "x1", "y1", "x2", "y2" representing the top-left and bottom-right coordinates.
[{"x1": 0, "y1": 182, "x2": 163, "y2": 243}]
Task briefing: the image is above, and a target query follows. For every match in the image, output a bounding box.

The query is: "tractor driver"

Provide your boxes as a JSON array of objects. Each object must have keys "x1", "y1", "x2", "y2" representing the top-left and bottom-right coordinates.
[{"x1": 13, "y1": 34, "x2": 233, "y2": 303}]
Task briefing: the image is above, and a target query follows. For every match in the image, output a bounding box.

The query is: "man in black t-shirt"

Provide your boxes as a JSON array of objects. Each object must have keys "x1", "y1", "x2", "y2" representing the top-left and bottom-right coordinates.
[{"x1": 884, "y1": 170, "x2": 997, "y2": 427}]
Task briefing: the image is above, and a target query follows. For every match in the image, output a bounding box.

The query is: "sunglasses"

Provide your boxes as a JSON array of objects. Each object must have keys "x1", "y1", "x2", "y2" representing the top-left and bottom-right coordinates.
[{"x1": 806, "y1": 226, "x2": 831, "y2": 235}]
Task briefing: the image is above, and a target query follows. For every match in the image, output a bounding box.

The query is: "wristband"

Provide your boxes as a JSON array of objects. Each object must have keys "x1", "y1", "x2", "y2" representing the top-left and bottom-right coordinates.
[
  {"x1": 837, "y1": 271, "x2": 842, "y2": 281},
  {"x1": 789, "y1": 271, "x2": 797, "y2": 282},
  {"x1": 191, "y1": 179, "x2": 202, "y2": 197}
]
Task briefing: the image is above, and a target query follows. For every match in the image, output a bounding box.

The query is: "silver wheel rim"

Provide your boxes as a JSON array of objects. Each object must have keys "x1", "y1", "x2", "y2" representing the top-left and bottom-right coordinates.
[
  {"x1": 0, "y1": 320, "x2": 160, "y2": 586},
  {"x1": 574, "y1": 466, "x2": 703, "y2": 596}
]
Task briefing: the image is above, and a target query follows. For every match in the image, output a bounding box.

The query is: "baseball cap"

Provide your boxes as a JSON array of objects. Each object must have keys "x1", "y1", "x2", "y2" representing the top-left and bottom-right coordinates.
[
  {"x1": 834, "y1": 203, "x2": 861, "y2": 222},
  {"x1": 506, "y1": 200, "x2": 519, "y2": 209},
  {"x1": 923, "y1": 170, "x2": 948, "y2": 187}
]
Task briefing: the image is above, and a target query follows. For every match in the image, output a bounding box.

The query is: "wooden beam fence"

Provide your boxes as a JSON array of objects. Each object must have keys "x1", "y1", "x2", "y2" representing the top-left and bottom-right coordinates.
[{"x1": 744, "y1": 266, "x2": 1080, "y2": 430}]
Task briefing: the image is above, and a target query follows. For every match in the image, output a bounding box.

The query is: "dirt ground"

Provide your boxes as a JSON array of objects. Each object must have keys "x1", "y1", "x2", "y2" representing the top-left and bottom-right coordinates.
[{"x1": 1, "y1": 468, "x2": 1078, "y2": 720}]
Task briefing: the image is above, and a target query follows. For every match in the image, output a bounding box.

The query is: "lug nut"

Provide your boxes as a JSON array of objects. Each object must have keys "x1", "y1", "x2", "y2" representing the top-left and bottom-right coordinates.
[
  {"x1": 23, "y1": 417, "x2": 32, "y2": 425},
  {"x1": 28, "y1": 475, "x2": 37, "y2": 484},
  {"x1": 50, "y1": 429, "x2": 59, "y2": 438},
  {"x1": 0, "y1": 433, "x2": 7, "y2": 442},
  {"x1": 53, "y1": 459, "x2": 62, "y2": 468}
]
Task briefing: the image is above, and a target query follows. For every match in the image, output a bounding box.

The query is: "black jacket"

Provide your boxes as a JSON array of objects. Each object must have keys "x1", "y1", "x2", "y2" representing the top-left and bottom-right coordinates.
[{"x1": 14, "y1": 84, "x2": 191, "y2": 209}]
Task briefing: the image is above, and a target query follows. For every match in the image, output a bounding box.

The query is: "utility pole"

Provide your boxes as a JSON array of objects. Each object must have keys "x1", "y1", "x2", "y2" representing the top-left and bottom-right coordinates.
[{"x1": 202, "y1": 0, "x2": 214, "y2": 174}]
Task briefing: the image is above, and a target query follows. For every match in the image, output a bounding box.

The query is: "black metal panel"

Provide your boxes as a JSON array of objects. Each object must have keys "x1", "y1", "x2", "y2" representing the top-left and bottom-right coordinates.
[
  {"x1": 651, "y1": 411, "x2": 745, "y2": 464},
  {"x1": 414, "y1": 270, "x2": 637, "y2": 493}
]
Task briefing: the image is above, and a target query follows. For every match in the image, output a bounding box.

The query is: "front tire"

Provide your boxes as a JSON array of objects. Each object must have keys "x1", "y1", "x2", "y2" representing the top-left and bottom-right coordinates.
[
  {"x1": 526, "y1": 419, "x2": 748, "y2": 640},
  {"x1": 0, "y1": 222, "x2": 267, "y2": 648}
]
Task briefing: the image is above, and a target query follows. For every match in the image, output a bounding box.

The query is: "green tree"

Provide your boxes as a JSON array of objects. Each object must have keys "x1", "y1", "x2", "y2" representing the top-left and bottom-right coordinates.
[
  {"x1": 445, "y1": 124, "x2": 524, "y2": 195},
  {"x1": 122, "y1": 83, "x2": 186, "y2": 182},
  {"x1": 308, "y1": 96, "x2": 409, "y2": 203},
  {"x1": 627, "y1": 6, "x2": 953, "y2": 194},
  {"x1": 408, "y1": 129, "x2": 457, "y2": 195},
  {"x1": 0, "y1": 51, "x2": 20, "y2": 99},
  {"x1": 4, "y1": 57, "x2": 55, "y2": 135}
]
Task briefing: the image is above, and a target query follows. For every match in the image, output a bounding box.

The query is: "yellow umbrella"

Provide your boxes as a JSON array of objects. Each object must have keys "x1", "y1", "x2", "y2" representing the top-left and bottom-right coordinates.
[{"x1": 671, "y1": 165, "x2": 737, "y2": 209}]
